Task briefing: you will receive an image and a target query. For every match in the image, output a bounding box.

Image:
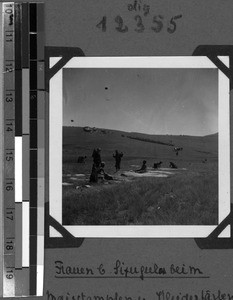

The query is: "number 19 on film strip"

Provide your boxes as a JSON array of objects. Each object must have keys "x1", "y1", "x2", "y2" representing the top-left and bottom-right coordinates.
[{"x1": 1, "y1": 2, "x2": 45, "y2": 297}]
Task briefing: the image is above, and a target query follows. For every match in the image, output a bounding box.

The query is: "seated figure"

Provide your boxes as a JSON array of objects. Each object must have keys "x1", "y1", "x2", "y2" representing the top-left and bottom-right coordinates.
[
  {"x1": 169, "y1": 161, "x2": 177, "y2": 169},
  {"x1": 98, "y1": 162, "x2": 113, "y2": 181},
  {"x1": 135, "y1": 160, "x2": 147, "y2": 173}
]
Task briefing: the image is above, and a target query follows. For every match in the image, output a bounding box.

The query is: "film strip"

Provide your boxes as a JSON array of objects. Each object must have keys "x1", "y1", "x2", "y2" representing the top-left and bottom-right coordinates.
[{"x1": 1, "y1": 2, "x2": 45, "y2": 297}]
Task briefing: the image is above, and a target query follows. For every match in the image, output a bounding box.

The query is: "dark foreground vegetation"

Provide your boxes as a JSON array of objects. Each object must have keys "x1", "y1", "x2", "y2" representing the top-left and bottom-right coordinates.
[{"x1": 62, "y1": 127, "x2": 218, "y2": 225}]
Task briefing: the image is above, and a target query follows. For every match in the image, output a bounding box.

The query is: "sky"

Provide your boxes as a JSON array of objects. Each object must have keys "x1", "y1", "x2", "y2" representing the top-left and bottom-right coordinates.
[{"x1": 63, "y1": 68, "x2": 218, "y2": 136}]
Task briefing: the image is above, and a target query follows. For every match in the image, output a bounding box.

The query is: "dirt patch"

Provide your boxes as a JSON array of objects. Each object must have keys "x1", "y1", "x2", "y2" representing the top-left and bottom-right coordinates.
[{"x1": 62, "y1": 168, "x2": 188, "y2": 188}]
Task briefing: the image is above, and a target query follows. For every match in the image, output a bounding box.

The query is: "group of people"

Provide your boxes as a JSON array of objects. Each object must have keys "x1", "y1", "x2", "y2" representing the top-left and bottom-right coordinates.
[
  {"x1": 89, "y1": 148, "x2": 124, "y2": 183},
  {"x1": 89, "y1": 147, "x2": 177, "y2": 183},
  {"x1": 135, "y1": 160, "x2": 177, "y2": 173}
]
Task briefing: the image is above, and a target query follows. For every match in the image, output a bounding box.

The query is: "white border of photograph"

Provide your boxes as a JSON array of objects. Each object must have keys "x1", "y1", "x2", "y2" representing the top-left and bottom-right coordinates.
[{"x1": 49, "y1": 56, "x2": 230, "y2": 238}]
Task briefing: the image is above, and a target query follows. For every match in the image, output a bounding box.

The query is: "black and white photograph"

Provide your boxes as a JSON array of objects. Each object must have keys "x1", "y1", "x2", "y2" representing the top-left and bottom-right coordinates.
[
  {"x1": 61, "y1": 60, "x2": 222, "y2": 227},
  {"x1": 2, "y1": 1, "x2": 233, "y2": 298}
]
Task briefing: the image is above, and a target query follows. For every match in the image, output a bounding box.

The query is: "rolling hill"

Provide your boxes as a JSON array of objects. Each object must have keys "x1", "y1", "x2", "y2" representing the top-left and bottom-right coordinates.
[{"x1": 63, "y1": 126, "x2": 218, "y2": 163}]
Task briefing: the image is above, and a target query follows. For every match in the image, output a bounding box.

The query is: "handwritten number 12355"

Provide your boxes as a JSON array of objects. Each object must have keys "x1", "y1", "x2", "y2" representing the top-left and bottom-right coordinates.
[{"x1": 96, "y1": 14, "x2": 182, "y2": 34}]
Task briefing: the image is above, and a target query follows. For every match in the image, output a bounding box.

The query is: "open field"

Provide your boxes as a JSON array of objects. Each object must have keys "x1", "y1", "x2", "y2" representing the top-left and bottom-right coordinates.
[{"x1": 62, "y1": 126, "x2": 218, "y2": 225}]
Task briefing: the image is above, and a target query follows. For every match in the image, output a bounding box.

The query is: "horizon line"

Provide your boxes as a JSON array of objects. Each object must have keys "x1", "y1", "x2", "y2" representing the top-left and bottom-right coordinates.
[{"x1": 63, "y1": 125, "x2": 218, "y2": 138}]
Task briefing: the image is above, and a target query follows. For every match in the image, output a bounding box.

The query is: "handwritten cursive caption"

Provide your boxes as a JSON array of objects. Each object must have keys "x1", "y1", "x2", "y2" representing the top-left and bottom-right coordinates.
[
  {"x1": 96, "y1": 0, "x2": 182, "y2": 34},
  {"x1": 46, "y1": 290, "x2": 233, "y2": 300},
  {"x1": 54, "y1": 260, "x2": 207, "y2": 281}
]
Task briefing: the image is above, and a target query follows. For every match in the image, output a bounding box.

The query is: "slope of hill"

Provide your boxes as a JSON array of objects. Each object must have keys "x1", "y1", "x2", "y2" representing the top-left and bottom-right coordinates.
[{"x1": 63, "y1": 126, "x2": 218, "y2": 163}]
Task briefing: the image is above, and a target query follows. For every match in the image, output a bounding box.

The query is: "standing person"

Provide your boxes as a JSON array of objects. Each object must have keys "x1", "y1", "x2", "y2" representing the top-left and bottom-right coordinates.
[
  {"x1": 113, "y1": 150, "x2": 123, "y2": 172},
  {"x1": 89, "y1": 163, "x2": 98, "y2": 183},
  {"x1": 90, "y1": 148, "x2": 102, "y2": 183},
  {"x1": 92, "y1": 148, "x2": 101, "y2": 168}
]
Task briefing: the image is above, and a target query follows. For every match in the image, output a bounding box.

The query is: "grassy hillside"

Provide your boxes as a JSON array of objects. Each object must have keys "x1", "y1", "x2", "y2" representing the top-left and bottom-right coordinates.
[
  {"x1": 62, "y1": 126, "x2": 218, "y2": 226},
  {"x1": 63, "y1": 126, "x2": 217, "y2": 165}
]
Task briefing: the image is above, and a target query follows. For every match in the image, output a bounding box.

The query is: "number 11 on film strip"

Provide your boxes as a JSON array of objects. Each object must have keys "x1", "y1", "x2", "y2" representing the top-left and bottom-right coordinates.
[{"x1": 1, "y1": 2, "x2": 45, "y2": 297}]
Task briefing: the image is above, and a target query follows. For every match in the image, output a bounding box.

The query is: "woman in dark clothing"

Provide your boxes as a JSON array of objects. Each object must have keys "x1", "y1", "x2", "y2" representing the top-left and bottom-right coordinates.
[
  {"x1": 92, "y1": 148, "x2": 101, "y2": 168},
  {"x1": 135, "y1": 160, "x2": 147, "y2": 173},
  {"x1": 113, "y1": 150, "x2": 123, "y2": 172},
  {"x1": 169, "y1": 161, "x2": 177, "y2": 169},
  {"x1": 98, "y1": 162, "x2": 113, "y2": 181},
  {"x1": 90, "y1": 148, "x2": 102, "y2": 183},
  {"x1": 89, "y1": 163, "x2": 98, "y2": 183}
]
